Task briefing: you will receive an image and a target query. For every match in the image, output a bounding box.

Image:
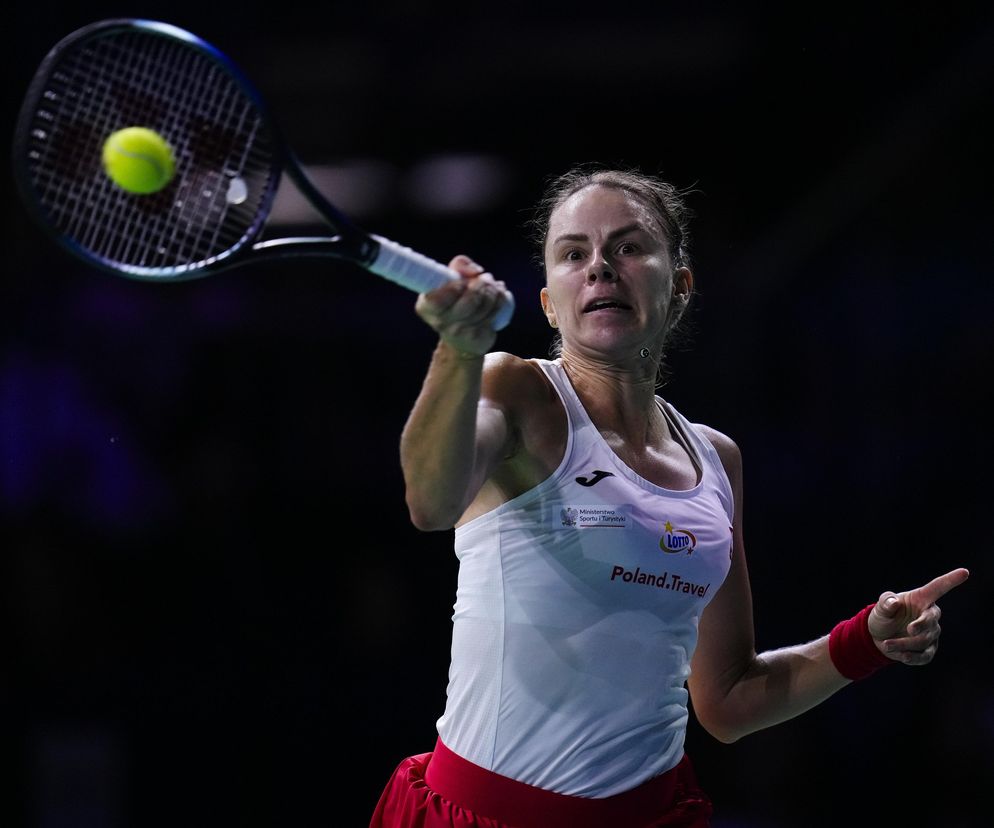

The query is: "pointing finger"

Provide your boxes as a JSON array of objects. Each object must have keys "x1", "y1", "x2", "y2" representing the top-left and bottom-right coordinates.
[{"x1": 915, "y1": 568, "x2": 970, "y2": 606}]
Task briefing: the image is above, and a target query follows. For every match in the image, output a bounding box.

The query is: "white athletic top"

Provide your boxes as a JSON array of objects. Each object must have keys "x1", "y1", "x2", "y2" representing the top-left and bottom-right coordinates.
[{"x1": 437, "y1": 358, "x2": 735, "y2": 798}]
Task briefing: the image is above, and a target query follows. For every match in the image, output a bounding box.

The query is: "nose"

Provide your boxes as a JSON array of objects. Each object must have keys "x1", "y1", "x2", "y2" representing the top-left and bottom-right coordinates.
[{"x1": 586, "y1": 251, "x2": 617, "y2": 283}]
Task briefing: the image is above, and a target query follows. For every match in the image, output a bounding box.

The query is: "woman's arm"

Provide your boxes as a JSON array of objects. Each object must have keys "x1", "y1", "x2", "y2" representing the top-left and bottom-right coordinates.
[
  {"x1": 400, "y1": 345, "x2": 514, "y2": 531},
  {"x1": 399, "y1": 255, "x2": 515, "y2": 531},
  {"x1": 688, "y1": 427, "x2": 968, "y2": 744},
  {"x1": 687, "y1": 428, "x2": 846, "y2": 744}
]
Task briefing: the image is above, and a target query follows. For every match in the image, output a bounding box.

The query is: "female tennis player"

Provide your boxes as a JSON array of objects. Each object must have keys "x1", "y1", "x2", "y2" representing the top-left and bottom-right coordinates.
[{"x1": 369, "y1": 165, "x2": 970, "y2": 828}]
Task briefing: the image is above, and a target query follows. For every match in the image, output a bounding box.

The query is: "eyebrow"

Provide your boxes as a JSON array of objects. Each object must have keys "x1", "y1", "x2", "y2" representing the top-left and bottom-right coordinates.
[{"x1": 551, "y1": 222, "x2": 646, "y2": 247}]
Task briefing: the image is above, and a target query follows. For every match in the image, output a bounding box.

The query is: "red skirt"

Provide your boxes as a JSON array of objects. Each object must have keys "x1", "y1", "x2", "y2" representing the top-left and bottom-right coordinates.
[{"x1": 369, "y1": 738, "x2": 713, "y2": 828}]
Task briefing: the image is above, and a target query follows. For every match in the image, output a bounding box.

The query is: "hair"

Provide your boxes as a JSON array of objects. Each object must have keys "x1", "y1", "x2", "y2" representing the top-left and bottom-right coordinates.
[
  {"x1": 525, "y1": 163, "x2": 698, "y2": 380},
  {"x1": 526, "y1": 163, "x2": 694, "y2": 271}
]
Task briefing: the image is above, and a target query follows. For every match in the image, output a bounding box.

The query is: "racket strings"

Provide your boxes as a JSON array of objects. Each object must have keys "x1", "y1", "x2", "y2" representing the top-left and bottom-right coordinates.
[
  {"x1": 22, "y1": 26, "x2": 279, "y2": 276},
  {"x1": 31, "y1": 35, "x2": 183, "y2": 266},
  {"x1": 111, "y1": 34, "x2": 184, "y2": 267},
  {"x1": 178, "y1": 58, "x2": 264, "y2": 266},
  {"x1": 81, "y1": 38, "x2": 169, "y2": 266}
]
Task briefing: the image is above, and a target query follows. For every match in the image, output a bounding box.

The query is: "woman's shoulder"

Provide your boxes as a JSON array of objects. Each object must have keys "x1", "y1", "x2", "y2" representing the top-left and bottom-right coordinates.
[
  {"x1": 661, "y1": 398, "x2": 740, "y2": 464},
  {"x1": 690, "y1": 422, "x2": 739, "y2": 454},
  {"x1": 690, "y1": 421, "x2": 742, "y2": 487},
  {"x1": 482, "y1": 353, "x2": 566, "y2": 468},
  {"x1": 482, "y1": 352, "x2": 558, "y2": 400}
]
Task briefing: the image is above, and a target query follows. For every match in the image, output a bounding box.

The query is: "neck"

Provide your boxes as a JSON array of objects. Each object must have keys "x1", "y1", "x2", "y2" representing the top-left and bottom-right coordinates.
[
  {"x1": 560, "y1": 344, "x2": 658, "y2": 388},
  {"x1": 560, "y1": 350, "x2": 671, "y2": 449},
  {"x1": 560, "y1": 346, "x2": 660, "y2": 408}
]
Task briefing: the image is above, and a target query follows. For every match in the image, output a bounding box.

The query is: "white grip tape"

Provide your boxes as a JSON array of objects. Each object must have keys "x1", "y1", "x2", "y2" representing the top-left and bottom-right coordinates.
[{"x1": 368, "y1": 235, "x2": 514, "y2": 330}]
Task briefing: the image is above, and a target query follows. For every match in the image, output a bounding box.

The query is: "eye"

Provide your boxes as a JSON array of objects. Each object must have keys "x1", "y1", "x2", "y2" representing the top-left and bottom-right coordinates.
[
  {"x1": 562, "y1": 247, "x2": 586, "y2": 262},
  {"x1": 616, "y1": 240, "x2": 640, "y2": 255}
]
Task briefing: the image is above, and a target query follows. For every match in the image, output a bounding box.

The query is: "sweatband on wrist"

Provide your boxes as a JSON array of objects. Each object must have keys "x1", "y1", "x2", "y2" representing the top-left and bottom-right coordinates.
[{"x1": 828, "y1": 602, "x2": 893, "y2": 681}]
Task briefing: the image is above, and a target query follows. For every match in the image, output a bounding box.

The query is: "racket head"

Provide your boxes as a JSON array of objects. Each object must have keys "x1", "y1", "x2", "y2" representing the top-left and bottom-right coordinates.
[{"x1": 12, "y1": 18, "x2": 284, "y2": 281}]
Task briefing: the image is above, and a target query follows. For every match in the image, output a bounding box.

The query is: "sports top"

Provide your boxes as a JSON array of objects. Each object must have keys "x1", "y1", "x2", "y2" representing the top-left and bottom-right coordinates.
[{"x1": 437, "y1": 357, "x2": 734, "y2": 798}]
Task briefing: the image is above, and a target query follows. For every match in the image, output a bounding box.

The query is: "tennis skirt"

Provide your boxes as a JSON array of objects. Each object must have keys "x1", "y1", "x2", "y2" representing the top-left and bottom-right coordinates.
[{"x1": 369, "y1": 738, "x2": 712, "y2": 828}]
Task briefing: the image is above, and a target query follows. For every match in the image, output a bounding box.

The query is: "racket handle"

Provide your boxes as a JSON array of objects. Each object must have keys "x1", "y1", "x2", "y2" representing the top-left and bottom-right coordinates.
[{"x1": 368, "y1": 235, "x2": 514, "y2": 330}]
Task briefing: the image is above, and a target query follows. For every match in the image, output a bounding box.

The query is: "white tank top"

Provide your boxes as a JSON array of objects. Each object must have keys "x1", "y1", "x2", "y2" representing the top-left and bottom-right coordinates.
[{"x1": 437, "y1": 358, "x2": 734, "y2": 798}]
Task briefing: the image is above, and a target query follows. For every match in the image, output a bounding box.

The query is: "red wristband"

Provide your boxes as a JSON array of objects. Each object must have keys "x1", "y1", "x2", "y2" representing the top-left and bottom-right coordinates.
[{"x1": 828, "y1": 602, "x2": 893, "y2": 681}]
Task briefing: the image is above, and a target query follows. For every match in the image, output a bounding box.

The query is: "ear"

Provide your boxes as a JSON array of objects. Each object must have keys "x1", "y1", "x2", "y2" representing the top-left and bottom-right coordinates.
[
  {"x1": 540, "y1": 287, "x2": 558, "y2": 329},
  {"x1": 673, "y1": 266, "x2": 694, "y2": 299},
  {"x1": 667, "y1": 266, "x2": 694, "y2": 328}
]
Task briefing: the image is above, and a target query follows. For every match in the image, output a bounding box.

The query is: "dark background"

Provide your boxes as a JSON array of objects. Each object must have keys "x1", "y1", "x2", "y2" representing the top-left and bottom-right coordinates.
[{"x1": 4, "y1": 2, "x2": 992, "y2": 826}]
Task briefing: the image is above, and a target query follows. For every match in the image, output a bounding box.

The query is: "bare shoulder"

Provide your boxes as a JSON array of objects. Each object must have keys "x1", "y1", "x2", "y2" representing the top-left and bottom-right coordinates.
[
  {"x1": 482, "y1": 352, "x2": 556, "y2": 406},
  {"x1": 692, "y1": 422, "x2": 743, "y2": 484},
  {"x1": 481, "y1": 352, "x2": 564, "y2": 472}
]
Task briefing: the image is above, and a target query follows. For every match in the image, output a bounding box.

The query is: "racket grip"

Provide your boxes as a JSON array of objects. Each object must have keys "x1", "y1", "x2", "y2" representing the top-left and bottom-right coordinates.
[{"x1": 368, "y1": 235, "x2": 514, "y2": 330}]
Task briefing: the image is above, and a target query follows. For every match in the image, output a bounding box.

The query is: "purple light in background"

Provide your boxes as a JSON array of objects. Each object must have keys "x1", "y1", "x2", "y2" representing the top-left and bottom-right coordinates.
[
  {"x1": 265, "y1": 154, "x2": 515, "y2": 225},
  {"x1": 0, "y1": 350, "x2": 172, "y2": 534},
  {"x1": 270, "y1": 159, "x2": 400, "y2": 224},
  {"x1": 405, "y1": 154, "x2": 514, "y2": 214}
]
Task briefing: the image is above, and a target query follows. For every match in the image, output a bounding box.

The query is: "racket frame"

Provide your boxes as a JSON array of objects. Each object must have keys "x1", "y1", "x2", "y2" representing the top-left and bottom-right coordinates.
[{"x1": 12, "y1": 17, "x2": 514, "y2": 328}]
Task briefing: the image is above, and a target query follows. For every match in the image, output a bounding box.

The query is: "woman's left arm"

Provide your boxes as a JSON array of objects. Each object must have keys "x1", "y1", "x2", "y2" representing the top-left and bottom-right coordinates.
[{"x1": 687, "y1": 426, "x2": 970, "y2": 744}]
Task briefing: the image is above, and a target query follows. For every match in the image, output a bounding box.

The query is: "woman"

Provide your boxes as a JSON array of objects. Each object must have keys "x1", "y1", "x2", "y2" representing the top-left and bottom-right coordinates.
[{"x1": 370, "y1": 166, "x2": 969, "y2": 828}]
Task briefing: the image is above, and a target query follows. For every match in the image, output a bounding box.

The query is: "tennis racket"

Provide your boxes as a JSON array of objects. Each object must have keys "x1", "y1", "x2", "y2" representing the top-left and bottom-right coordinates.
[{"x1": 12, "y1": 18, "x2": 514, "y2": 330}]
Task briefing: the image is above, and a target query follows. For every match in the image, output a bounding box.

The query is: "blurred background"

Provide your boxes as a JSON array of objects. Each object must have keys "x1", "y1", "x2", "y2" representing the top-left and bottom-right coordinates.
[{"x1": 4, "y1": 2, "x2": 992, "y2": 826}]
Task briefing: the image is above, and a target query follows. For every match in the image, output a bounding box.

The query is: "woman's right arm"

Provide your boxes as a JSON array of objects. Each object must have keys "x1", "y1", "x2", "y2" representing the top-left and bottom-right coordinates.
[{"x1": 400, "y1": 255, "x2": 515, "y2": 531}]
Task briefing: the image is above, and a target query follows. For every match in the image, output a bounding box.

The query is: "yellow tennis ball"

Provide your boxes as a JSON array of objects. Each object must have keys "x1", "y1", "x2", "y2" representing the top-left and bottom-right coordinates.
[{"x1": 102, "y1": 127, "x2": 176, "y2": 194}]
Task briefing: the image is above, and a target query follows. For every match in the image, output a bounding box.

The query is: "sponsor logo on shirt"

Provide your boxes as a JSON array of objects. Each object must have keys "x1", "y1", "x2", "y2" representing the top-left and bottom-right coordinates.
[
  {"x1": 558, "y1": 505, "x2": 629, "y2": 528},
  {"x1": 575, "y1": 469, "x2": 615, "y2": 487},
  {"x1": 609, "y1": 565, "x2": 711, "y2": 597},
  {"x1": 659, "y1": 520, "x2": 697, "y2": 555}
]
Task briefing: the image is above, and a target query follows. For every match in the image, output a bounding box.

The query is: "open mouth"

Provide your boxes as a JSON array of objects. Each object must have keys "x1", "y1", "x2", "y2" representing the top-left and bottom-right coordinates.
[{"x1": 583, "y1": 299, "x2": 632, "y2": 313}]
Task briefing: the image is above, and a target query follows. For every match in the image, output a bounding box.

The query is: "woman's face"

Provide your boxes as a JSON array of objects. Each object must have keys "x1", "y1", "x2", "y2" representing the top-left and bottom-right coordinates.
[{"x1": 541, "y1": 184, "x2": 690, "y2": 361}]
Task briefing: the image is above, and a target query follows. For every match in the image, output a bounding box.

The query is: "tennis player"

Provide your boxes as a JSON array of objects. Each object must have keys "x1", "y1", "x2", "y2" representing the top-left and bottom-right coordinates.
[{"x1": 369, "y1": 166, "x2": 969, "y2": 828}]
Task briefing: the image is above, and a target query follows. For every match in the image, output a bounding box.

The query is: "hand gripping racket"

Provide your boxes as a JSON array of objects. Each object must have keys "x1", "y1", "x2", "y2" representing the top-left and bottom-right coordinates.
[{"x1": 12, "y1": 18, "x2": 514, "y2": 330}]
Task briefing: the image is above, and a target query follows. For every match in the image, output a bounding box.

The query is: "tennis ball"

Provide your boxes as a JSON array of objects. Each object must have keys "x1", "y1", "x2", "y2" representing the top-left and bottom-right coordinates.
[{"x1": 102, "y1": 127, "x2": 175, "y2": 194}]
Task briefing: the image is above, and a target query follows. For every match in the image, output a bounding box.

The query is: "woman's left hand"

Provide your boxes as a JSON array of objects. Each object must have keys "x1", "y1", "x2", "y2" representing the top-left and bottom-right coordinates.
[{"x1": 867, "y1": 568, "x2": 970, "y2": 665}]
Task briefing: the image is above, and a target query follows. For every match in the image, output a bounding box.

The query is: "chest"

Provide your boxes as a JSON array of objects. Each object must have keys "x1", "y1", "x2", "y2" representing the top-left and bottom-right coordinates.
[
  {"x1": 498, "y1": 466, "x2": 734, "y2": 623},
  {"x1": 600, "y1": 431, "x2": 701, "y2": 491}
]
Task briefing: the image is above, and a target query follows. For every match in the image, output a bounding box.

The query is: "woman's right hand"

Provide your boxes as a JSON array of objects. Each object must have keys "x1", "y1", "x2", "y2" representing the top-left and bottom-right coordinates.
[{"x1": 415, "y1": 255, "x2": 511, "y2": 357}]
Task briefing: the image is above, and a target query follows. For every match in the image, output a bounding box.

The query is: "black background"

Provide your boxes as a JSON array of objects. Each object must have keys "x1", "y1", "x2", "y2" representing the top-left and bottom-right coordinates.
[{"x1": 4, "y1": 2, "x2": 992, "y2": 826}]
